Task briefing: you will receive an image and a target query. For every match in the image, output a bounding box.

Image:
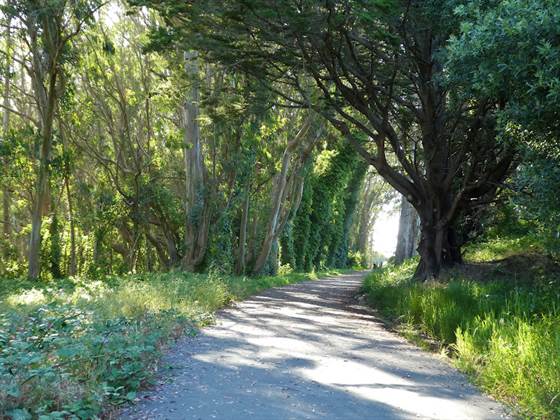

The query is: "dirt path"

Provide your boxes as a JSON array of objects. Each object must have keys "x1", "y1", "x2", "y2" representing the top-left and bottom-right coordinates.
[{"x1": 120, "y1": 272, "x2": 510, "y2": 420}]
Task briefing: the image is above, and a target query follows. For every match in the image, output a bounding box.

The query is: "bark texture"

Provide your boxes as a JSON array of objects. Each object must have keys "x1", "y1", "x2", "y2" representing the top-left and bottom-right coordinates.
[
  {"x1": 395, "y1": 195, "x2": 419, "y2": 264},
  {"x1": 28, "y1": 19, "x2": 59, "y2": 279},
  {"x1": 182, "y1": 52, "x2": 210, "y2": 271}
]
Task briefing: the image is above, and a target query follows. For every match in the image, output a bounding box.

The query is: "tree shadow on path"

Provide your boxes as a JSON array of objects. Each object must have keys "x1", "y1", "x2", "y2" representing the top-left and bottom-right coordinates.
[{"x1": 120, "y1": 273, "x2": 508, "y2": 420}]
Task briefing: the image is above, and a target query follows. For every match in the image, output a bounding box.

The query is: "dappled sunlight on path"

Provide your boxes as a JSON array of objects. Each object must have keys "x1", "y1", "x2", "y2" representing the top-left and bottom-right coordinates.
[{"x1": 121, "y1": 273, "x2": 509, "y2": 420}]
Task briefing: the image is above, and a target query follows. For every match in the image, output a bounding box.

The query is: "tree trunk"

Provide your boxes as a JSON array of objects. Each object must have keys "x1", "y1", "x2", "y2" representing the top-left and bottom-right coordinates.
[
  {"x1": 395, "y1": 195, "x2": 419, "y2": 264},
  {"x1": 251, "y1": 151, "x2": 293, "y2": 274},
  {"x1": 182, "y1": 51, "x2": 210, "y2": 271},
  {"x1": 236, "y1": 190, "x2": 250, "y2": 275},
  {"x1": 27, "y1": 14, "x2": 62, "y2": 279},
  {"x1": 414, "y1": 222, "x2": 440, "y2": 280},
  {"x1": 28, "y1": 83, "x2": 56, "y2": 279},
  {"x1": 251, "y1": 118, "x2": 312, "y2": 274},
  {"x1": 357, "y1": 191, "x2": 374, "y2": 257},
  {"x1": 2, "y1": 18, "x2": 12, "y2": 238},
  {"x1": 413, "y1": 208, "x2": 463, "y2": 281},
  {"x1": 145, "y1": 229, "x2": 169, "y2": 269},
  {"x1": 28, "y1": 145, "x2": 51, "y2": 279},
  {"x1": 64, "y1": 174, "x2": 77, "y2": 276}
]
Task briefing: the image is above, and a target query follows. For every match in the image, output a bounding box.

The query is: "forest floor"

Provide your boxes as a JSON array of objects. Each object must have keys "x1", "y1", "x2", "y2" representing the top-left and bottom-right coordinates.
[{"x1": 120, "y1": 272, "x2": 509, "y2": 420}]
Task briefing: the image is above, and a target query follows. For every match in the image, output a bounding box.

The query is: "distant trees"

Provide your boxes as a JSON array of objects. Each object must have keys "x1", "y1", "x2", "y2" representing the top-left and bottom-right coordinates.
[{"x1": 349, "y1": 171, "x2": 391, "y2": 266}]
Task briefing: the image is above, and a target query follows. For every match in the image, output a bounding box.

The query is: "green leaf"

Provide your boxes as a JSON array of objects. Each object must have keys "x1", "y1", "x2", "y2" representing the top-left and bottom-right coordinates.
[
  {"x1": 56, "y1": 345, "x2": 81, "y2": 358},
  {"x1": 8, "y1": 409, "x2": 32, "y2": 420}
]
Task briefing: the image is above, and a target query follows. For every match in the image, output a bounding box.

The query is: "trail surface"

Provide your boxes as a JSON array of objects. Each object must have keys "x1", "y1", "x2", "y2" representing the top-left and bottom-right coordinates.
[{"x1": 121, "y1": 272, "x2": 509, "y2": 420}]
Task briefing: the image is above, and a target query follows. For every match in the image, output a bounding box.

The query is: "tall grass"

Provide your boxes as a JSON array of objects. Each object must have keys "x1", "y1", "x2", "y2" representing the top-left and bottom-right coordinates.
[
  {"x1": 363, "y1": 246, "x2": 560, "y2": 418},
  {"x1": 0, "y1": 269, "x2": 334, "y2": 418}
]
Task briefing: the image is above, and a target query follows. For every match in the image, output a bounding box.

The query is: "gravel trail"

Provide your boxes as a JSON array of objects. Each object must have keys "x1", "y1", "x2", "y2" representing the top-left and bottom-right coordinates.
[{"x1": 120, "y1": 272, "x2": 510, "y2": 420}]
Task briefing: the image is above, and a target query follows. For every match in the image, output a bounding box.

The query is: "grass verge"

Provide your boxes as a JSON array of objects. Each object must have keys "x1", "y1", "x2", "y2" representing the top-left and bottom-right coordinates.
[
  {"x1": 0, "y1": 269, "x2": 345, "y2": 418},
  {"x1": 362, "y1": 238, "x2": 560, "y2": 418}
]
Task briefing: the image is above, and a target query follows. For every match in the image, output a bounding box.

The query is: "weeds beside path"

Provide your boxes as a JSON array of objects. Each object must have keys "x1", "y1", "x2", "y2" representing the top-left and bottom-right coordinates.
[
  {"x1": 363, "y1": 236, "x2": 560, "y2": 418},
  {"x1": 0, "y1": 269, "x2": 344, "y2": 418}
]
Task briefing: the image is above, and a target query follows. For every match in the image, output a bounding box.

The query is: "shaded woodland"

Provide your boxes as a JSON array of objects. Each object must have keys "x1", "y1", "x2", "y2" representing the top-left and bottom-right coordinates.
[
  {"x1": 2, "y1": 0, "x2": 558, "y2": 281},
  {"x1": 1, "y1": 1, "x2": 560, "y2": 418}
]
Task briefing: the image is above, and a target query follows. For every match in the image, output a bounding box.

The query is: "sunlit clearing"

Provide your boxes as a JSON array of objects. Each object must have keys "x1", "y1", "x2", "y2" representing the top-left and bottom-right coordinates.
[{"x1": 6, "y1": 288, "x2": 46, "y2": 306}]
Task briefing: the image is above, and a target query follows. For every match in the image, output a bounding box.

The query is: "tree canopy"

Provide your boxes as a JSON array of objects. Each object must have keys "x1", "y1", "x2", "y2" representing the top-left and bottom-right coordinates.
[
  {"x1": 130, "y1": 0, "x2": 518, "y2": 278},
  {"x1": 0, "y1": 0, "x2": 558, "y2": 280}
]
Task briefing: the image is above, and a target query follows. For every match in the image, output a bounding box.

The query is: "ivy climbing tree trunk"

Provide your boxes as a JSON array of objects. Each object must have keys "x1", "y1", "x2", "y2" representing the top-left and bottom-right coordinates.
[{"x1": 251, "y1": 116, "x2": 314, "y2": 275}]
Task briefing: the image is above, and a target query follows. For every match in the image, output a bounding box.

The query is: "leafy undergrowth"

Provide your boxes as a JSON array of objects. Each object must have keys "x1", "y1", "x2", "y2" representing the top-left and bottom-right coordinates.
[
  {"x1": 0, "y1": 269, "x2": 344, "y2": 418},
  {"x1": 363, "y1": 236, "x2": 560, "y2": 419}
]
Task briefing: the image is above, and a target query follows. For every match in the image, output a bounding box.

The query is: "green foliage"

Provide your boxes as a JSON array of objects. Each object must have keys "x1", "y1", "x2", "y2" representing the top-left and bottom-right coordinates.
[
  {"x1": 362, "y1": 237, "x2": 560, "y2": 417},
  {"x1": 455, "y1": 315, "x2": 560, "y2": 418},
  {"x1": 511, "y1": 153, "x2": 560, "y2": 254},
  {"x1": 462, "y1": 235, "x2": 544, "y2": 262},
  {"x1": 0, "y1": 269, "x2": 340, "y2": 417},
  {"x1": 290, "y1": 142, "x2": 364, "y2": 271},
  {"x1": 48, "y1": 214, "x2": 63, "y2": 279},
  {"x1": 0, "y1": 304, "x2": 181, "y2": 418},
  {"x1": 447, "y1": 0, "x2": 560, "y2": 138},
  {"x1": 346, "y1": 250, "x2": 368, "y2": 269}
]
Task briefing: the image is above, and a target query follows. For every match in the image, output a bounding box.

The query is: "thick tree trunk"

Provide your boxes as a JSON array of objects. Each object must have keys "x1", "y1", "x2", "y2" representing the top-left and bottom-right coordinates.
[
  {"x1": 182, "y1": 52, "x2": 210, "y2": 271},
  {"x1": 395, "y1": 195, "x2": 419, "y2": 264},
  {"x1": 414, "y1": 222, "x2": 441, "y2": 280},
  {"x1": 28, "y1": 79, "x2": 56, "y2": 279},
  {"x1": 413, "y1": 212, "x2": 463, "y2": 281}
]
